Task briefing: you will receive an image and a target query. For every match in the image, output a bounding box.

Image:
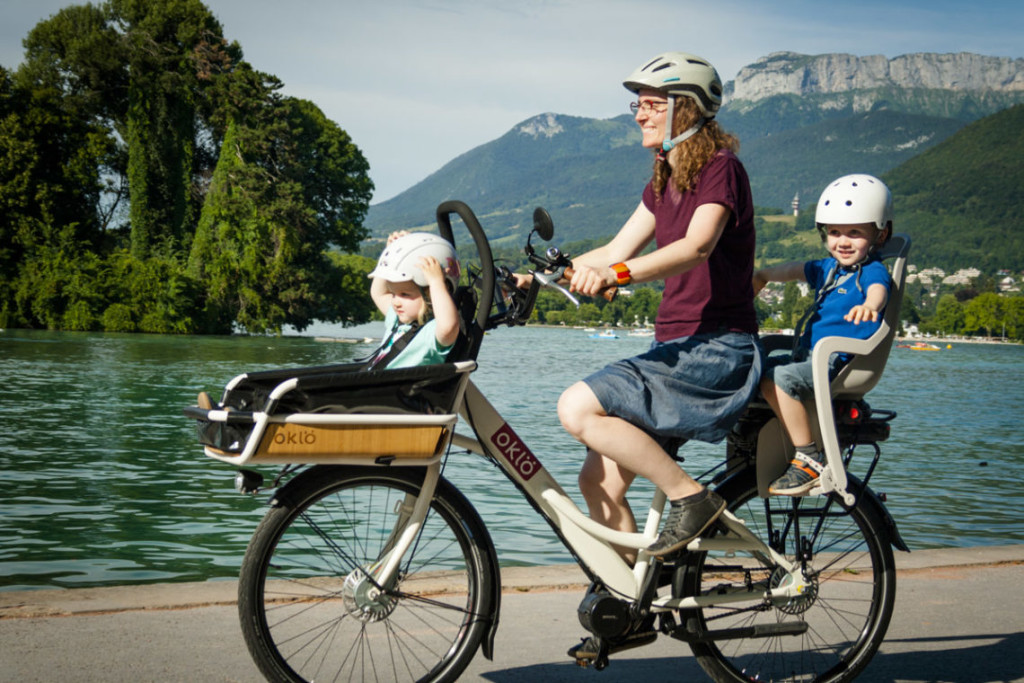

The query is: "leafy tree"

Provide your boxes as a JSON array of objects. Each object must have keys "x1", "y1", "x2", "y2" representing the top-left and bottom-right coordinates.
[
  {"x1": 107, "y1": 0, "x2": 223, "y2": 257},
  {"x1": 963, "y1": 292, "x2": 1003, "y2": 338},
  {"x1": 188, "y1": 68, "x2": 373, "y2": 333},
  {"x1": 926, "y1": 294, "x2": 965, "y2": 336},
  {"x1": 577, "y1": 303, "x2": 602, "y2": 325},
  {"x1": 1, "y1": 26, "x2": 119, "y2": 327},
  {"x1": 2, "y1": 0, "x2": 374, "y2": 334},
  {"x1": 1004, "y1": 296, "x2": 1024, "y2": 340}
]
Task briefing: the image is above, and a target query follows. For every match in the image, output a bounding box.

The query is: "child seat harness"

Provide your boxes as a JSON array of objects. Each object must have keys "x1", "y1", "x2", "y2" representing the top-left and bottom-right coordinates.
[
  {"x1": 791, "y1": 263, "x2": 861, "y2": 360},
  {"x1": 362, "y1": 322, "x2": 423, "y2": 370}
]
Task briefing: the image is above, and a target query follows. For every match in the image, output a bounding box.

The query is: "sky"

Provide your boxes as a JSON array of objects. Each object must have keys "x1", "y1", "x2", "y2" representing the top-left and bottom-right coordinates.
[{"x1": 3, "y1": 0, "x2": 1023, "y2": 204}]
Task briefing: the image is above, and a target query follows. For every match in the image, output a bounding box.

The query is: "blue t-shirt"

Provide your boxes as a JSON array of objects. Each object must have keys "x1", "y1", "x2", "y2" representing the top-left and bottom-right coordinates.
[
  {"x1": 799, "y1": 256, "x2": 891, "y2": 351},
  {"x1": 378, "y1": 308, "x2": 453, "y2": 369}
]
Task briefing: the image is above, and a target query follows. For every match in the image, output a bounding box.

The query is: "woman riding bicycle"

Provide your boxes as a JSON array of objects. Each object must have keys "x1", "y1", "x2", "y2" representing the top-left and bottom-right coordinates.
[{"x1": 535, "y1": 51, "x2": 763, "y2": 563}]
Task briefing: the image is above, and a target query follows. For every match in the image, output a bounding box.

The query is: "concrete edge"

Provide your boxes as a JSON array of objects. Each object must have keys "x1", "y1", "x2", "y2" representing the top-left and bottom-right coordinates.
[{"x1": 2, "y1": 545, "x2": 1020, "y2": 619}]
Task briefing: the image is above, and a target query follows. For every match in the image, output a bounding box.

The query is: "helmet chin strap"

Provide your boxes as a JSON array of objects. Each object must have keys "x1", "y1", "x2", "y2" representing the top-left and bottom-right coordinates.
[{"x1": 661, "y1": 96, "x2": 706, "y2": 152}]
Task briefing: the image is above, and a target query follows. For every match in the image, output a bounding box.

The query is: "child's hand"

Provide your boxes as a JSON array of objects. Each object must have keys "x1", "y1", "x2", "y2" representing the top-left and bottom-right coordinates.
[
  {"x1": 418, "y1": 256, "x2": 445, "y2": 287},
  {"x1": 387, "y1": 230, "x2": 409, "y2": 245},
  {"x1": 512, "y1": 272, "x2": 533, "y2": 289},
  {"x1": 845, "y1": 304, "x2": 879, "y2": 325}
]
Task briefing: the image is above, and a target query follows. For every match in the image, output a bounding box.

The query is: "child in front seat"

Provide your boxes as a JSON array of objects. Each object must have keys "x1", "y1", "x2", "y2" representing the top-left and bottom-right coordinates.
[
  {"x1": 367, "y1": 231, "x2": 462, "y2": 369},
  {"x1": 752, "y1": 174, "x2": 893, "y2": 495}
]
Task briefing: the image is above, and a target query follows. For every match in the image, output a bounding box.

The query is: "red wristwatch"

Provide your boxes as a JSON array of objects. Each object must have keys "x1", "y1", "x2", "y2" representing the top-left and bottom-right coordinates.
[{"x1": 610, "y1": 262, "x2": 632, "y2": 286}]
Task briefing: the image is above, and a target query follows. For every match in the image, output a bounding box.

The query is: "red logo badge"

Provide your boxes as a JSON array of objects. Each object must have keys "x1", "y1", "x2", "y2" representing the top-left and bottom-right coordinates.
[{"x1": 490, "y1": 423, "x2": 542, "y2": 481}]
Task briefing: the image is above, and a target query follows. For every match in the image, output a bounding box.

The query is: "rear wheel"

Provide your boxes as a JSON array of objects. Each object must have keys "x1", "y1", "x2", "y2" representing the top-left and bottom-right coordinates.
[
  {"x1": 238, "y1": 466, "x2": 495, "y2": 683},
  {"x1": 677, "y1": 472, "x2": 896, "y2": 682}
]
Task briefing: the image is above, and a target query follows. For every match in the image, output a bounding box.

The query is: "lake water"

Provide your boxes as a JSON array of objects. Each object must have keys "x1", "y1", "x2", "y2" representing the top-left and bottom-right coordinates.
[{"x1": 1, "y1": 325, "x2": 1022, "y2": 591}]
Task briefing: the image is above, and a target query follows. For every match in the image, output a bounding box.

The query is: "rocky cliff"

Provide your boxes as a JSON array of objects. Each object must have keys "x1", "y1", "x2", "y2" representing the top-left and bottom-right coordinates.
[{"x1": 726, "y1": 52, "x2": 1024, "y2": 103}]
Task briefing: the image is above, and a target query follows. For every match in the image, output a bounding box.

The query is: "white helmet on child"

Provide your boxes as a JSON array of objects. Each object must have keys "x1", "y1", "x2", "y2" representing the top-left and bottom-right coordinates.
[
  {"x1": 369, "y1": 232, "x2": 461, "y2": 292},
  {"x1": 815, "y1": 174, "x2": 893, "y2": 235}
]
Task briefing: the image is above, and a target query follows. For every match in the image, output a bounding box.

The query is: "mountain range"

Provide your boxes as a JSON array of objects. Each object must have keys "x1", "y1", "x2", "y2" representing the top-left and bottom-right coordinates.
[{"x1": 365, "y1": 51, "x2": 1024, "y2": 272}]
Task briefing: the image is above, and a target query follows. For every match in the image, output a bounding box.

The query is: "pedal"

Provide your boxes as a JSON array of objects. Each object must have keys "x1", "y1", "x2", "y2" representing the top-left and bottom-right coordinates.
[{"x1": 569, "y1": 637, "x2": 610, "y2": 669}]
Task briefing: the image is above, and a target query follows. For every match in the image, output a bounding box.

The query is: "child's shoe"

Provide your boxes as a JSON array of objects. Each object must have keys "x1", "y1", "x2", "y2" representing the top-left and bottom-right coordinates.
[{"x1": 769, "y1": 451, "x2": 826, "y2": 496}]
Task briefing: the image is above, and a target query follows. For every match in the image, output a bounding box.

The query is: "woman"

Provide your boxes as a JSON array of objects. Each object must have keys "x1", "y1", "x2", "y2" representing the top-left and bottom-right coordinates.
[{"x1": 553, "y1": 52, "x2": 762, "y2": 564}]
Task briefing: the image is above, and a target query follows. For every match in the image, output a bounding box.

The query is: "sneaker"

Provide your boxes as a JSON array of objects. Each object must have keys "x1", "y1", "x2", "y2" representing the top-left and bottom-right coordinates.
[
  {"x1": 647, "y1": 489, "x2": 726, "y2": 557},
  {"x1": 769, "y1": 451, "x2": 826, "y2": 496}
]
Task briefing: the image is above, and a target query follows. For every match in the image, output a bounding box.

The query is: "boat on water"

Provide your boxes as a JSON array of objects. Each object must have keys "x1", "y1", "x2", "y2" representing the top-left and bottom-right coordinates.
[
  {"x1": 897, "y1": 341, "x2": 942, "y2": 351},
  {"x1": 628, "y1": 328, "x2": 655, "y2": 337},
  {"x1": 589, "y1": 330, "x2": 619, "y2": 339}
]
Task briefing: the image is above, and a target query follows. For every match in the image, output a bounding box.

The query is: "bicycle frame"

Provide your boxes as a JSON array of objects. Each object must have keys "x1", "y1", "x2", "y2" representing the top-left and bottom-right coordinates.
[{"x1": 365, "y1": 377, "x2": 799, "y2": 611}]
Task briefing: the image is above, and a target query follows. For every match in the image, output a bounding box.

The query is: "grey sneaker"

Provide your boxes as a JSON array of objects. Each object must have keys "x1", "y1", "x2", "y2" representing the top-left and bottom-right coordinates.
[
  {"x1": 647, "y1": 490, "x2": 726, "y2": 557},
  {"x1": 769, "y1": 451, "x2": 825, "y2": 496}
]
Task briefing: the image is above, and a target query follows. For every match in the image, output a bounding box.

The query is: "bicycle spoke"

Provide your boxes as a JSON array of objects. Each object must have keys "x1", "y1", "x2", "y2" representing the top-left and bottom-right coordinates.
[{"x1": 238, "y1": 468, "x2": 493, "y2": 683}]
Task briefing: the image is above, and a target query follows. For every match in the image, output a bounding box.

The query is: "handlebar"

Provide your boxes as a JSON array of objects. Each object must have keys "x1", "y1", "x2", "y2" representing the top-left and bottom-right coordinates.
[
  {"x1": 562, "y1": 267, "x2": 618, "y2": 302},
  {"x1": 434, "y1": 201, "x2": 618, "y2": 333}
]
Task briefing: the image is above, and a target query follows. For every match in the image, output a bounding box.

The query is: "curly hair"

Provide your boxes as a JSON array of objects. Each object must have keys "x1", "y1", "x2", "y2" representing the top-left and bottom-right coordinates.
[{"x1": 652, "y1": 97, "x2": 740, "y2": 199}]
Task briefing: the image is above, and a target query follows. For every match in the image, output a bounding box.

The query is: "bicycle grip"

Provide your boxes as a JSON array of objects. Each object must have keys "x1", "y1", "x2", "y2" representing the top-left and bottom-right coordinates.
[{"x1": 563, "y1": 267, "x2": 617, "y2": 302}]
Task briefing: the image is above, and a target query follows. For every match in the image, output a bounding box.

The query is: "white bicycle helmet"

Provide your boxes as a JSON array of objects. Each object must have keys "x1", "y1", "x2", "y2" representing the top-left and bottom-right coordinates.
[
  {"x1": 623, "y1": 52, "x2": 723, "y2": 118},
  {"x1": 815, "y1": 174, "x2": 893, "y2": 235},
  {"x1": 368, "y1": 233, "x2": 461, "y2": 292},
  {"x1": 623, "y1": 52, "x2": 723, "y2": 151}
]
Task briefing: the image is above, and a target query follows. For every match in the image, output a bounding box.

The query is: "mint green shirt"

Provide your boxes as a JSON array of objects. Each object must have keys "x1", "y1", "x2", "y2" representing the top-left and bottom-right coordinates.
[{"x1": 379, "y1": 308, "x2": 453, "y2": 369}]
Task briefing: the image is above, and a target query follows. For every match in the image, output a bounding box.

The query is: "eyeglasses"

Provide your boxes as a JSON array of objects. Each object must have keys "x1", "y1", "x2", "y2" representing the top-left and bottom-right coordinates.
[{"x1": 629, "y1": 100, "x2": 668, "y2": 116}]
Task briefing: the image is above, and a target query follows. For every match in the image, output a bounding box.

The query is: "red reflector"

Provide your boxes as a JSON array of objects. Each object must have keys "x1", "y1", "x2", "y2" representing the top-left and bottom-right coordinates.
[{"x1": 849, "y1": 406, "x2": 860, "y2": 420}]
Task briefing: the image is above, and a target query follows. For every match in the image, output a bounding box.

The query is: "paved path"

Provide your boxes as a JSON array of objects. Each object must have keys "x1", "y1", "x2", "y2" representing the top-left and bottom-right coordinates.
[{"x1": 2, "y1": 546, "x2": 1022, "y2": 682}]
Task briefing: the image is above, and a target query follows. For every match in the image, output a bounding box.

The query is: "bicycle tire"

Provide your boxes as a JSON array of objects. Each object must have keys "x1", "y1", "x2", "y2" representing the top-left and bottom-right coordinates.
[
  {"x1": 677, "y1": 471, "x2": 896, "y2": 683},
  {"x1": 238, "y1": 465, "x2": 496, "y2": 683}
]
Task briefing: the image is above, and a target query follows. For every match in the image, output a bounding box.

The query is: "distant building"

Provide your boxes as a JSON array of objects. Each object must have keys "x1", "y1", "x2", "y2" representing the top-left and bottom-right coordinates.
[{"x1": 791, "y1": 193, "x2": 800, "y2": 217}]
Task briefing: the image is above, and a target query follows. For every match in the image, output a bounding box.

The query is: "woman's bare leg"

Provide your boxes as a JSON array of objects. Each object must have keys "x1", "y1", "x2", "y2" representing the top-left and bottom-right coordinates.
[{"x1": 558, "y1": 381, "x2": 703, "y2": 500}]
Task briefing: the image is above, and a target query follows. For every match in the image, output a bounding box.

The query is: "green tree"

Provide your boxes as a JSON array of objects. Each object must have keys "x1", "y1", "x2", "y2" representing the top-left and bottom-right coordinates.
[
  {"x1": 926, "y1": 294, "x2": 965, "y2": 336},
  {"x1": 577, "y1": 302, "x2": 601, "y2": 325},
  {"x1": 626, "y1": 287, "x2": 660, "y2": 326},
  {"x1": 2, "y1": 1, "x2": 373, "y2": 334},
  {"x1": 112, "y1": 0, "x2": 225, "y2": 258},
  {"x1": 188, "y1": 71, "x2": 373, "y2": 333},
  {"x1": 1, "y1": 19, "x2": 119, "y2": 327},
  {"x1": 1003, "y1": 296, "x2": 1024, "y2": 341},
  {"x1": 963, "y1": 292, "x2": 1003, "y2": 338}
]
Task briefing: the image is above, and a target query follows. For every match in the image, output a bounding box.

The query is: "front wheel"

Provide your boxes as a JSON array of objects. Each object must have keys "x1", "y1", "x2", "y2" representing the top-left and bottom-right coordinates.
[
  {"x1": 678, "y1": 472, "x2": 897, "y2": 683},
  {"x1": 238, "y1": 466, "x2": 496, "y2": 683}
]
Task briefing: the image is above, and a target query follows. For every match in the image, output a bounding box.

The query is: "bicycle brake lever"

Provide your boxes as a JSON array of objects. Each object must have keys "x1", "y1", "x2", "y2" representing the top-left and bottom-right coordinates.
[{"x1": 532, "y1": 270, "x2": 580, "y2": 307}]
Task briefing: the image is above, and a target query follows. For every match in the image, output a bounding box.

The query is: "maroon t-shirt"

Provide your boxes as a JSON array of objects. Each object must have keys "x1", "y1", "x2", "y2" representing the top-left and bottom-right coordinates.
[{"x1": 642, "y1": 150, "x2": 757, "y2": 341}]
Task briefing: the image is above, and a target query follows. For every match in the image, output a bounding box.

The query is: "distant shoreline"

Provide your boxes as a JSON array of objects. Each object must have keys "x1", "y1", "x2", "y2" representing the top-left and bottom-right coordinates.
[
  {"x1": 306, "y1": 325, "x2": 1021, "y2": 346},
  {"x1": 895, "y1": 335, "x2": 1020, "y2": 346},
  {"x1": 520, "y1": 325, "x2": 1021, "y2": 346}
]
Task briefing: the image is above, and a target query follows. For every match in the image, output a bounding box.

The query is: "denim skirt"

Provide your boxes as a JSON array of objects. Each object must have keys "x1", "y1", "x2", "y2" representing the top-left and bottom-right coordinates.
[{"x1": 583, "y1": 331, "x2": 763, "y2": 444}]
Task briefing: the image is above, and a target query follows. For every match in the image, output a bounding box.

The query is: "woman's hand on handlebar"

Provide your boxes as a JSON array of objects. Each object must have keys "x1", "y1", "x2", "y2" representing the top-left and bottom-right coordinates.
[{"x1": 568, "y1": 263, "x2": 616, "y2": 298}]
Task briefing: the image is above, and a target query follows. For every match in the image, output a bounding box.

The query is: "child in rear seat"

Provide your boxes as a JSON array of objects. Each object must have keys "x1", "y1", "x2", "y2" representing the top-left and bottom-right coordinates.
[
  {"x1": 367, "y1": 231, "x2": 462, "y2": 369},
  {"x1": 752, "y1": 174, "x2": 893, "y2": 495}
]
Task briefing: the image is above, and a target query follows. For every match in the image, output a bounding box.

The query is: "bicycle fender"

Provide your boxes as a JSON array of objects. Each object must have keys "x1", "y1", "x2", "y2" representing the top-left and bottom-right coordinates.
[{"x1": 855, "y1": 479, "x2": 910, "y2": 553}]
